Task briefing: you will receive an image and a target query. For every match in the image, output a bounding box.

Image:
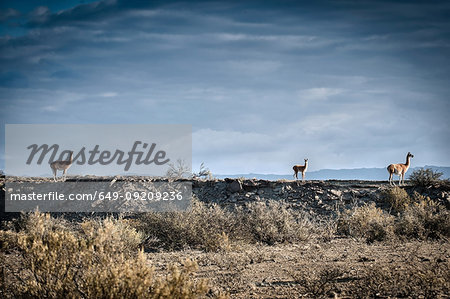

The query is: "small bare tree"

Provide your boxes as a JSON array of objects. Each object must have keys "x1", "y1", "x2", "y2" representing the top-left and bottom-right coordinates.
[
  {"x1": 193, "y1": 162, "x2": 213, "y2": 180},
  {"x1": 165, "y1": 159, "x2": 191, "y2": 179}
]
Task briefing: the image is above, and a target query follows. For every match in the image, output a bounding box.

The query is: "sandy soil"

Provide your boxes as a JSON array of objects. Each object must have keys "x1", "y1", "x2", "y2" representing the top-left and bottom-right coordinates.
[{"x1": 149, "y1": 239, "x2": 450, "y2": 298}]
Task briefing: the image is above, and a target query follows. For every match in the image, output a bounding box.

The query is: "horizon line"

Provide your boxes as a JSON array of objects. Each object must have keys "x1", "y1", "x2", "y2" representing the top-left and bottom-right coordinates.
[{"x1": 214, "y1": 165, "x2": 450, "y2": 176}]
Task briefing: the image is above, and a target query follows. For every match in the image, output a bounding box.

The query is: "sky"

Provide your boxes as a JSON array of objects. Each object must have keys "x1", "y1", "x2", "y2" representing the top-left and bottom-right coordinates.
[{"x1": 1, "y1": 0, "x2": 449, "y2": 175}]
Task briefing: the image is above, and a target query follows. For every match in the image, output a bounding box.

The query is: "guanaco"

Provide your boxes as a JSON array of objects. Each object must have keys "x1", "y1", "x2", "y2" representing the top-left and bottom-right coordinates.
[
  {"x1": 293, "y1": 159, "x2": 308, "y2": 181},
  {"x1": 387, "y1": 152, "x2": 413, "y2": 186},
  {"x1": 50, "y1": 151, "x2": 73, "y2": 182}
]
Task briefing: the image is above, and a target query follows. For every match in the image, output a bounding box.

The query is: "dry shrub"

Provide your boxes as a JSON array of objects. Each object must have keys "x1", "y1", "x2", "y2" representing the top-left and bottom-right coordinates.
[
  {"x1": 395, "y1": 194, "x2": 450, "y2": 240},
  {"x1": 290, "y1": 267, "x2": 343, "y2": 298},
  {"x1": 1, "y1": 212, "x2": 82, "y2": 297},
  {"x1": 352, "y1": 262, "x2": 449, "y2": 298},
  {"x1": 204, "y1": 232, "x2": 232, "y2": 253},
  {"x1": 311, "y1": 218, "x2": 338, "y2": 242},
  {"x1": 237, "y1": 200, "x2": 312, "y2": 245},
  {"x1": 82, "y1": 253, "x2": 208, "y2": 299},
  {"x1": 337, "y1": 203, "x2": 394, "y2": 243},
  {"x1": 80, "y1": 216, "x2": 144, "y2": 255},
  {"x1": 409, "y1": 168, "x2": 444, "y2": 188},
  {"x1": 0, "y1": 211, "x2": 209, "y2": 299},
  {"x1": 291, "y1": 261, "x2": 449, "y2": 298},
  {"x1": 136, "y1": 199, "x2": 238, "y2": 251},
  {"x1": 382, "y1": 186, "x2": 411, "y2": 212},
  {"x1": 154, "y1": 260, "x2": 209, "y2": 298},
  {"x1": 137, "y1": 199, "x2": 313, "y2": 250}
]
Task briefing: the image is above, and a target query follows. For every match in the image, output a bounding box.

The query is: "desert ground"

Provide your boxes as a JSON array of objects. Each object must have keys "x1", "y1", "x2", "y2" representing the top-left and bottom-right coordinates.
[
  {"x1": 150, "y1": 239, "x2": 449, "y2": 298},
  {"x1": 1, "y1": 174, "x2": 449, "y2": 298}
]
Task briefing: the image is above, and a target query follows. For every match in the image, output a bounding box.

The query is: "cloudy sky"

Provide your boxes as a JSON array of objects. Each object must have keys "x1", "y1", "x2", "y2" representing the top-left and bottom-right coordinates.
[{"x1": 1, "y1": 0, "x2": 449, "y2": 174}]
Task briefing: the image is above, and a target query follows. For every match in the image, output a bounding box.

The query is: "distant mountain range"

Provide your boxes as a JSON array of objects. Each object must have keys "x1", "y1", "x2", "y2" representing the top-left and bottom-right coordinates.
[
  {"x1": 214, "y1": 166, "x2": 450, "y2": 181},
  {"x1": 5, "y1": 166, "x2": 450, "y2": 181}
]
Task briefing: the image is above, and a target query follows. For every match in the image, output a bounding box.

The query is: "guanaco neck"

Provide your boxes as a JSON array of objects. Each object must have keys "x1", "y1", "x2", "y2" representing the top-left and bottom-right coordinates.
[
  {"x1": 405, "y1": 155, "x2": 410, "y2": 168},
  {"x1": 69, "y1": 152, "x2": 73, "y2": 163}
]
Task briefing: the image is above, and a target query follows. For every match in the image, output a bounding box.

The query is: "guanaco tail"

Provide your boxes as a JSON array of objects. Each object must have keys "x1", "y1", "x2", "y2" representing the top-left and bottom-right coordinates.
[
  {"x1": 387, "y1": 152, "x2": 413, "y2": 186},
  {"x1": 293, "y1": 159, "x2": 308, "y2": 181}
]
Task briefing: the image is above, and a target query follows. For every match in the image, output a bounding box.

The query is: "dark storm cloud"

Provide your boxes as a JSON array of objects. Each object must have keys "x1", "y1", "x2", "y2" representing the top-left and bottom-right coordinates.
[{"x1": 0, "y1": 8, "x2": 20, "y2": 21}]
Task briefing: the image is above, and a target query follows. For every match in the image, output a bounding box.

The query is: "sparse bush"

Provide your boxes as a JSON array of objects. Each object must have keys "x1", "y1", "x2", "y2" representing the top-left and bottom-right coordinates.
[
  {"x1": 1, "y1": 212, "x2": 82, "y2": 297},
  {"x1": 338, "y1": 191, "x2": 449, "y2": 242},
  {"x1": 238, "y1": 201, "x2": 312, "y2": 245},
  {"x1": 82, "y1": 252, "x2": 208, "y2": 299},
  {"x1": 165, "y1": 159, "x2": 191, "y2": 179},
  {"x1": 81, "y1": 216, "x2": 145, "y2": 255},
  {"x1": 337, "y1": 203, "x2": 394, "y2": 242},
  {"x1": 291, "y1": 257, "x2": 449, "y2": 298},
  {"x1": 352, "y1": 261, "x2": 449, "y2": 298},
  {"x1": 193, "y1": 162, "x2": 213, "y2": 180},
  {"x1": 302, "y1": 216, "x2": 337, "y2": 243},
  {"x1": 204, "y1": 232, "x2": 232, "y2": 252},
  {"x1": 137, "y1": 199, "x2": 313, "y2": 250},
  {"x1": 395, "y1": 195, "x2": 450, "y2": 240},
  {"x1": 409, "y1": 168, "x2": 443, "y2": 188},
  {"x1": 0, "y1": 211, "x2": 209, "y2": 298},
  {"x1": 137, "y1": 199, "x2": 239, "y2": 251},
  {"x1": 290, "y1": 267, "x2": 343, "y2": 298},
  {"x1": 382, "y1": 186, "x2": 411, "y2": 212}
]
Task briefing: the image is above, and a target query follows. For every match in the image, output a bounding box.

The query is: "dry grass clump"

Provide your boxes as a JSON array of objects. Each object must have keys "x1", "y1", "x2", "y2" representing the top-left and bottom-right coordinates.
[
  {"x1": 0, "y1": 211, "x2": 209, "y2": 299},
  {"x1": 237, "y1": 201, "x2": 312, "y2": 245},
  {"x1": 337, "y1": 203, "x2": 394, "y2": 243},
  {"x1": 395, "y1": 193, "x2": 450, "y2": 240},
  {"x1": 382, "y1": 186, "x2": 411, "y2": 212},
  {"x1": 136, "y1": 199, "x2": 238, "y2": 251},
  {"x1": 136, "y1": 199, "x2": 313, "y2": 250}
]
